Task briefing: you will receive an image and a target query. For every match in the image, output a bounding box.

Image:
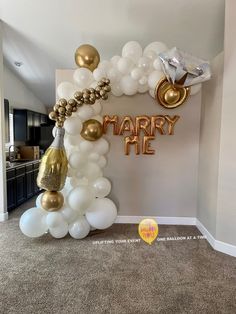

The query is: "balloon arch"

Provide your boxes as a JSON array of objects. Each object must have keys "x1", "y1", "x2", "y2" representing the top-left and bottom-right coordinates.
[{"x1": 19, "y1": 41, "x2": 209, "y2": 239}]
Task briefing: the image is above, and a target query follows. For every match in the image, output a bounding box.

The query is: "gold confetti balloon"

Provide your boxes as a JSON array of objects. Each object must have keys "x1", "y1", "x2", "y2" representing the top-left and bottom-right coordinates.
[{"x1": 75, "y1": 44, "x2": 100, "y2": 71}]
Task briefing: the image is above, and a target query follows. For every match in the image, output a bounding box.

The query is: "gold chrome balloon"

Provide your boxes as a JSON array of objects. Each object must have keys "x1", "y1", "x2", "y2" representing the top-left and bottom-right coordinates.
[
  {"x1": 37, "y1": 128, "x2": 68, "y2": 191},
  {"x1": 41, "y1": 191, "x2": 64, "y2": 212},
  {"x1": 164, "y1": 87, "x2": 181, "y2": 105},
  {"x1": 155, "y1": 77, "x2": 190, "y2": 109},
  {"x1": 75, "y1": 44, "x2": 100, "y2": 71},
  {"x1": 81, "y1": 119, "x2": 103, "y2": 141}
]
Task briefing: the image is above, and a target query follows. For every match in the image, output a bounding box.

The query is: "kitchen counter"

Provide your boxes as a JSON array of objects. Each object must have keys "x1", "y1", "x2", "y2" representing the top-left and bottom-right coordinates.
[{"x1": 6, "y1": 160, "x2": 41, "y2": 170}]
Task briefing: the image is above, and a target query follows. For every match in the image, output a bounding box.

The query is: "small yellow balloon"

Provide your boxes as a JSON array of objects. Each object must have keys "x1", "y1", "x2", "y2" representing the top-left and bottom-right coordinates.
[
  {"x1": 138, "y1": 219, "x2": 158, "y2": 245},
  {"x1": 81, "y1": 119, "x2": 103, "y2": 141},
  {"x1": 75, "y1": 44, "x2": 100, "y2": 71}
]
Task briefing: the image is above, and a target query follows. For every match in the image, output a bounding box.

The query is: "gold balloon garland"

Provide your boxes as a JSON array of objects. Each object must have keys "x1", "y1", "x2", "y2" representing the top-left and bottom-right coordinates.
[{"x1": 38, "y1": 44, "x2": 113, "y2": 212}]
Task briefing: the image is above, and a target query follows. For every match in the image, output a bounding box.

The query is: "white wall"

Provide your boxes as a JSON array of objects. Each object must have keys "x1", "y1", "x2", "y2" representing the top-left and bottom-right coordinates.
[
  {"x1": 215, "y1": 0, "x2": 236, "y2": 246},
  {"x1": 56, "y1": 70, "x2": 202, "y2": 218},
  {"x1": 3, "y1": 65, "x2": 46, "y2": 113},
  {"x1": 0, "y1": 22, "x2": 7, "y2": 221},
  {"x1": 198, "y1": 53, "x2": 224, "y2": 237},
  {"x1": 198, "y1": 0, "x2": 236, "y2": 248}
]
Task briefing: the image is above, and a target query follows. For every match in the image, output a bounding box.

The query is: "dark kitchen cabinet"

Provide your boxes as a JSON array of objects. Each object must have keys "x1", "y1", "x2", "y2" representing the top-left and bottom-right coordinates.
[
  {"x1": 33, "y1": 162, "x2": 40, "y2": 194},
  {"x1": 15, "y1": 166, "x2": 27, "y2": 206},
  {"x1": 26, "y1": 165, "x2": 34, "y2": 199},
  {"x1": 40, "y1": 114, "x2": 48, "y2": 125},
  {"x1": 13, "y1": 109, "x2": 50, "y2": 144},
  {"x1": 6, "y1": 161, "x2": 41, "y2": 212},
  {"x1": 6, "y1": 169, "x2": 16, "y2": 212},
  {"x1": 4, "y1": 99, "x2": 10, "y2": 143}
]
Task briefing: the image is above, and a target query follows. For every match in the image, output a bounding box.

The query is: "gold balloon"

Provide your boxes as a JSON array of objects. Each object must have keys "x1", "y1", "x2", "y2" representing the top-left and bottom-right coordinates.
[
  {"x1": 81, "y1": 119, "x2": 103, "y2": 141},
  {"x1": 41, "y1": 191, "x2": 64, "y2": 212},
  {"x1": 164, "y1": 88, "x2": 181, "y2": 105},
  {"x1": 75, "y1": 44, "x2": 100, "y2": 71},
  {"x1": 155, "y1": 77, "x2": 190, "y2": 109}
]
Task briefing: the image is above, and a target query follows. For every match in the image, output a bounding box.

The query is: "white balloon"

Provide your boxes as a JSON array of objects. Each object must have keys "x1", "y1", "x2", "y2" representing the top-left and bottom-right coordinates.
[
  {"x1": 107, "y1": 67, "x2": 121, "y2": 83},
  {"x1": 98, "y1": 156, "x2": 107, "y2": 168},
  {"x1": 19, "y1": 207, "x2": 47, "y2": 238},
  {"x1": 131, "y1": 67, "x2": 143, "y2": 80},
  {"x1": 153, "y1": 58, "x2": 162, "y2": 71},
  {"x1": 148, "y1": 71, "x2": 163, "y2": 90},
  {"x1": 57, "y1": 81, "x2": 76, "y2": 99},
  {"x1": 67, "y1": 134, "x2": 83, "y2": 146},
  {"x1": 91, "y1": 101, "x2": 102, "y2": 115},
  {"x1": 111, "y1": 83, "x2": 123, "y2": 97},
  {"x1": 190, "y1": 84, "x2": 202, "y2": 95},
  {"x1": 86, "y1": 198, "x2": 117, "y2": 229},
  {"x1": 89, "y1": 81, "x2": 97, "y2": 89},
  {"x1": 110, "y1": 55, "x2": 121, "y2": 66},
  {"x1": 138, "y1": 57, "x2": 151, "y2": 73},
  {"x1": 144, "y1": 42, "x2": 168, "y2": 55},
  {"x1": 67, "y1": 167, "x2": 76, "y2": 178},
  {"x1": 93, "y1": 68, "x2": 106, "y2": 81},
  {"x1": 60, "y1": 206, "x2": 78, "y2": 223},
  {"x1": 138, "y1": 83, "x2": 149, "y2": 93},
  {"x1": 92, "y1": 177, "x2": 111, "y2": 198},
  {"x1": 149, "y1": 89, "x2": 155, "y2": 98},
  {"x1": 69, "y1": 151, "x2": 87, "y2": 169},
  {"x1": 120, "y1": 75, "x2": 138, "y2": 95},
  {"x1": 69, "y1": 216, "x2": 90, "y2": 239},
  {"x1": 117, "y1": 57, "x2": 134, "y2": 75},
  {"x1": 88, "y1": 152, "x2": 100, "y2": 162},
  {"x1": 122, "y1": 41, "x2": 142, "y2": 62},
  {"x1": 79, "y1": 141, "x2": 94, "y2": 153},
  {"x1": 69, "y1": 176, "x2": 80, "y2": 187},
  {"x1": 50, "y1": 221, "x2": 68, "y2": 238},
  {"x1": 64, "y1": 117, "x2": 82, "y2": 135},
  {"x1": 73, "y1": 68, "x2": 94, "y2": 89},
  {"x1": 46, "y1": 212, "x2": 64, "y2": 228},
  {"x1": 77, "y1": 106, "x2": 94, "y2": 121},
  {"x1": 139, "y1": 76, "x2": 148, "y2": 85},
  {"x1": 91, "y1": 115, "x2": 103, "y2": 123},
  {"x1": 67, "y1": 186, "x2": 94, "y2": 211},
  {"x1": 52, "y1": 126, "x2": 57, "y2": 138},
  {"x1": 144, "y1": 50, "x2": 158, "y2": 61},
  {"x1": 82, "y1": 162, "x2": 102, "y2": 181},
  {"x1": 93, "y1": 138, "x2": 109, "y2": 155},
  {"x1": 98, "y1": 60, "x2": 112, "y2": 73},
  {"x1": 36, "y1": 193, "x2": 43, "y2": 208}
]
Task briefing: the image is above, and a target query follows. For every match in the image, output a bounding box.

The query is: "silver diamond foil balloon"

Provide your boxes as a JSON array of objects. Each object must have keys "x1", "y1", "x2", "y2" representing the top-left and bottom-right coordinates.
[{"x1": 159, "y1": 47, "x2": 211, "y2": 87}]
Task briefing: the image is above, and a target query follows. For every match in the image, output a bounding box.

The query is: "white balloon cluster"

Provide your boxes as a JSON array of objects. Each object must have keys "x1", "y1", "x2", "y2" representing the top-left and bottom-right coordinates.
[
  {"x1": 20, "y1": 100, "x2": 117, "y2": 239},
  {"x1": 57, "y1": 41, "x2": 201, "y2": 101}
]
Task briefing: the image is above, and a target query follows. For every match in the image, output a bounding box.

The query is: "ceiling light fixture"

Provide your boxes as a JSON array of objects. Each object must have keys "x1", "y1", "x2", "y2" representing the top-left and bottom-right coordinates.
[{"x1": 14, "y1": 61, "x2": 23, "y2": 67}]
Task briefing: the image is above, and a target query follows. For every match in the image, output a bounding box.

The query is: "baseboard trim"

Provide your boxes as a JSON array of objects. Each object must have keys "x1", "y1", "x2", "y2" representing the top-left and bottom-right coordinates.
[
  {"x1": 196, "y1": 219, "x2": 236, "y2": 257},
  {"x1": 115, "y1": 215, "x2": 196, "y2": 225},
  {"x1": 0, "y1": 211, "x2": 8, "y2": 222}
]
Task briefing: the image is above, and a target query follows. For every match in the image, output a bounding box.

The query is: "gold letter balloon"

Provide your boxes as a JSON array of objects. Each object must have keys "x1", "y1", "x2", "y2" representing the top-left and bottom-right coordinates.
[{"x1": 19, "y1": 41, "x2": 211, "y2": 240}]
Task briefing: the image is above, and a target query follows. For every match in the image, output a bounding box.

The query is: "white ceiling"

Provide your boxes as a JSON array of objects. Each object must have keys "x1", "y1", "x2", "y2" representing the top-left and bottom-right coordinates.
[{"x1": 0, "y1": 0, "x2": 225, "y2": 106}]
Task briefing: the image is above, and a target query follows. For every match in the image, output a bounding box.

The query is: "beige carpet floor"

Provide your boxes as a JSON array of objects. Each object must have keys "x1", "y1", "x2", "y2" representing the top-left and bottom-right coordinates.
[{"x1": 0, "y1": 198, "x2": 236, "y2": 314}]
